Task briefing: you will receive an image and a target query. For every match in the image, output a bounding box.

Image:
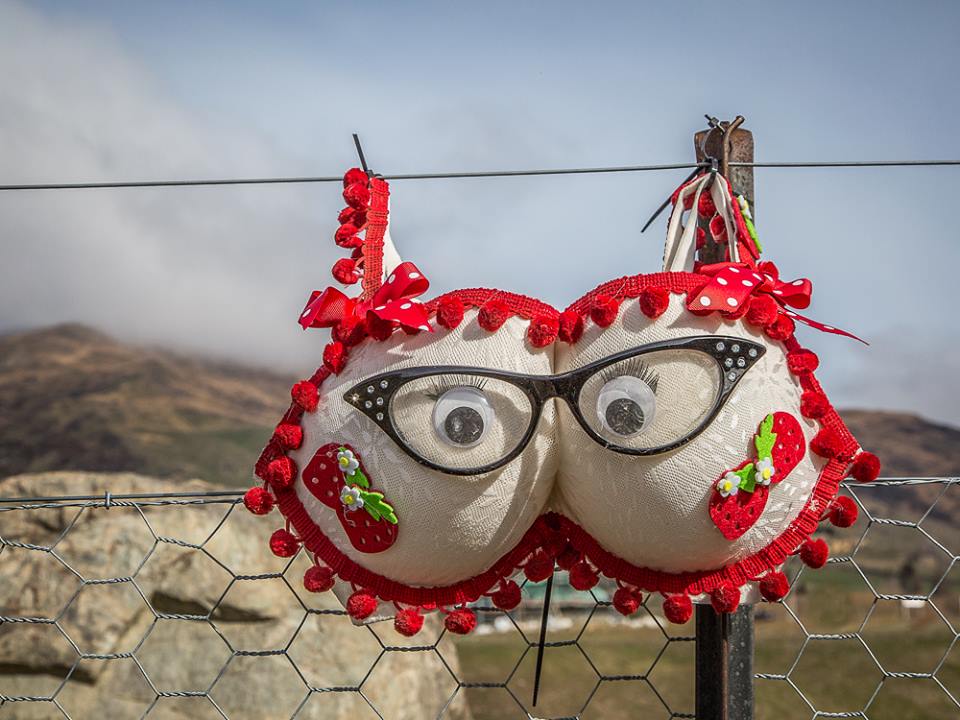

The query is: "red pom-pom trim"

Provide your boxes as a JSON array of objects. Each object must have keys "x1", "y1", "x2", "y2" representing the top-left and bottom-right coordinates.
[
  {"x1": 436, "y1": 296, "x2": 465, "y2": 330},
  {"x1": 710, "y1": 584, "x2": 741, "y2": 614},
  {"x1": 663, "y1": 594, "x2": 693, "y2": 624},
  {"x1": 787, "y1": 349, "x2": 819, "y2": 375},
  {"x1": 303, "y1": 565, "x2": 335, "y2": 593},
  {"x1": 269, "y1": 528, "x2": 300, "y2": 558},
  {"x1": 338, "y1": 207, "x2": 367, "y2": 228},
  {"x1": 291, "y1": 381, "x2": 319, "y2": 412},
  {"x1": 558, "y1": 310, "x2": 584, "y2": 344},
  {"x1": 850, "y1": 451, "x2": 881, "y2": 483},
  {"x1": 243, "y1": 486, "x2": 274, "y2": 515},
  {"x1": 698, "y1": 192, "x2": 717, "y2": 217},
  {"x1": 346, "y1": 590, "x2": 378, "y2": 620},
  {"x1": 613, "y1": 587, "x2": 642, "y2": 616},
  {"x1": 523, "y1": 549, "x2": 554, "y2": 582},
  {"x1": 800, "y1": 538, "x2": 829, "y2": 568},
  {"x1": 745, "y1": 294, "x2": 779, "y2": 327},
  {"x1": 555, "y1": 544, "x2": 580, "y2": 571},
  {"x1": 708, "y1": 214, "x2": 728, "y2": 243},
  {"x1": 590, "y1": 295, "x2": 619, "y2": 328},
  {"x1": 332, "y1": 258, "x2": 361, "y2": 285},
  {"x1": 491, "y1": 580, "x2": 522, "y2": 611},
  {"x1": 265, "y1": 456, "x2": 297, "y2": 490},
  {"x1": 323, "y1": 341, "x2": 348, "y2": 374},
  {"x1": 828, "y1": 496, "x2": 859, "y2": 528},
  {"x1": 343, "y1": 182, "x2": 370, "y2": 210},
  {"x1": 343, "y1": 168, "x2": 368, "y2": 188},
  {"x1": 639, "y1": 287, "x2": 670, "y2": 319},
  {"x1": 273, "y1": 423, "x2": 303, "y2": 450},
  {"x1": 334, "y1": 224, "x2": 363, "y2": 249},
  {"x1": 800, "y1": 390, "x2": 830, "y2": 419},
  {"x1": 445, "y1": 608, "x2": 477, "y2": 635},
  {"x1": 696, "y1": 226, "x2": 707, "y2": 250},
  {"x1": 528, "y1": 314, "x2": 559, "y2": 348},
  {"x1": 394, "y1": 608, "x2": 424, "y2": 637},
  {"x1": 759, "y1": 571, "x2": 790, "y2": 602},
  {"x1": 478, "y1": 300, "x2": 511, "y2": 332},
  {"x1": 811, "y1": 427, "x2": 845, "y2": 460},
  {"x1": 766, "y1": 314, "x2": 796, "y2": 341},
  {"x1": 568, "y1": 561, "x2": 599, "y2": 591}
]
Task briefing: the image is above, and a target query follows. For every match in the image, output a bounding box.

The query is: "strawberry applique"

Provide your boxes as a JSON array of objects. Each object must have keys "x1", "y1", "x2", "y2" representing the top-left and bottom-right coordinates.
[
  {"x1": 303, "y1": 442, "x2": 398, "y2": 553},
  {"x1": 709, "y1": 412, "x2": 806, "y2": 541}
]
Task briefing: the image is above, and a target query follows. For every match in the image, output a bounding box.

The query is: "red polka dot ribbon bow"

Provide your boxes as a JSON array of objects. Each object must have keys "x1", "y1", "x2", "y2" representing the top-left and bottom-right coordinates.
[
  {"x1": 688, "y1": 260, "x2": 866, "y2": 344},
  {"x1": 299, "y1": 261, "x2": 433, "y2": 333}
]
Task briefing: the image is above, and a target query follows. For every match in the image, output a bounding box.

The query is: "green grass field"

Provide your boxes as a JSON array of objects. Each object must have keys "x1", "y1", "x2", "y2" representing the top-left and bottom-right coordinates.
[{"x1": 454, "y1": 554, "x2": 960, "y2": 720}]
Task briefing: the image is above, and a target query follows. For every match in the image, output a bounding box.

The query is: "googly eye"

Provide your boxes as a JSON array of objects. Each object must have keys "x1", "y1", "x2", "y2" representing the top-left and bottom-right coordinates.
[
  {"x1": 596, "y1": 376, "x2": 656, "y2": 438},
  {"x1": 432, "y1": 387, "x2": 495, "y2": 448}
]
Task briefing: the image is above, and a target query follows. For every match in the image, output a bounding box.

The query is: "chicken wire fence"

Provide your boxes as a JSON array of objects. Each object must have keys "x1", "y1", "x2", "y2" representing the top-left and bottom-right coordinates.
[{"x1": 1, "y1": 477, "x2": 959, "y2": 720}]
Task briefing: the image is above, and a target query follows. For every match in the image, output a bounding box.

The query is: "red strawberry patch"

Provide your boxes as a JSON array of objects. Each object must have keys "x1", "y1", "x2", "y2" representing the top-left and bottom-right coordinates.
[
  {"x1": 709, "y1": 412, "x2": 806, "y2": 541},
  {"x1": 710, "y1": 461, "x2": 771, "y2": 541},
  {"x1": 768, "y1": 411, "x2": 805, "y2": 478},
  {"x1": 302, "y1": 443, "x2": 398, "y2": 554}
]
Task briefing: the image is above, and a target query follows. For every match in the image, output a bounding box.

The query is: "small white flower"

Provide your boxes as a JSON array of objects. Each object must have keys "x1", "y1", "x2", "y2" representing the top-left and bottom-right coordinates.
[
  {"x1": 717, "y1": 471, "x2": 741, "y2": 498},
  {"x1": 337, "y1": 448, "x2": 359, "y2": 477},
  {"x1": 756, "y1": 458, "x2": 776, "y2": 486},
  {"x1": 738, "y1": 195, "x2": 753, "y2": 221},
  {"x1": 340, "y1": 485, "x2": 364, "y2": 511}
]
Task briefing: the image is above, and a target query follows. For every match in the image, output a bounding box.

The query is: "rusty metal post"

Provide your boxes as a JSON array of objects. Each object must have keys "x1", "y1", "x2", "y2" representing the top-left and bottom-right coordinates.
[
  {"x1": 693, "y1": 117, "x2": 756, "y2": 720},
  {"x1": 695, "y1": 120, "x2": 755, "y2": 264}
]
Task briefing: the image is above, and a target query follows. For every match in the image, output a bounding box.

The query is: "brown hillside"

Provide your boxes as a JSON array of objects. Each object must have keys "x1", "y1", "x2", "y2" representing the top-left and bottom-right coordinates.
[
  {"x1": 0, "y1": 323, "x2": 294, "y2": 486},
  {"x1": 1, "y1": 323, "x2": 957, "y2": 491}
]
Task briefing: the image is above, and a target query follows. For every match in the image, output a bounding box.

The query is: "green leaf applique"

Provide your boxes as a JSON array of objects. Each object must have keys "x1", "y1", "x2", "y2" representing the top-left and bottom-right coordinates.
[
  {"x1": 359, "y1": 489, "x2": 398, "y2": 525},
  {"x1": 754, "y1": 414, "x2": 778, "y2": 463},
  {"x1": 738, "y1": 195, "x2": 763, "y2": 253},
  {"x1": 736, "y1": 463, "x2": 757, "y2": 494},
  {"x1": 349, "y1": 468, "x2": 370, "y2": 489}
]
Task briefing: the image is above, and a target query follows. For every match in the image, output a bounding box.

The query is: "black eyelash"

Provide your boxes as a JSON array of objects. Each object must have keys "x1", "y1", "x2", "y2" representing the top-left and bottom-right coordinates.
[
  {"x1": 425, "y1": 374, "x2": 488, "y2": 401},
  {"x1": 603, "y1": 359, "x2": 660, "y2": 392}
]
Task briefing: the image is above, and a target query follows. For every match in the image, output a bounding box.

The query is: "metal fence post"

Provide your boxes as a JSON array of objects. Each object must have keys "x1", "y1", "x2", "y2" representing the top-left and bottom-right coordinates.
[{"x1": 693, "y1": 117, "x2": 756, "y2": 720}]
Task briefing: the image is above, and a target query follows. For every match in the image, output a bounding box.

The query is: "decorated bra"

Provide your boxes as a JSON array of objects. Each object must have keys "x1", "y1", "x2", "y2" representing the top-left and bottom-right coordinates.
[{"x1": 247, "y1": 167, "x2": 880, "y2": 637}]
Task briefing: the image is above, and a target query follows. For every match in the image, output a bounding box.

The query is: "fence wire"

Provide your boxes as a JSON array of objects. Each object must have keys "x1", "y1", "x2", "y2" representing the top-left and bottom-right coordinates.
[{"x1": 1, "y1": 478, "x2": 958, "y2": 720}]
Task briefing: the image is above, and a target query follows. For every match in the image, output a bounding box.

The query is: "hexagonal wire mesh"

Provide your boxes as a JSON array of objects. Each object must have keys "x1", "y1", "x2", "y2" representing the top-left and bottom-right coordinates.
[{"x1": 1, "y1": 477, "x2": 958, "y2": 720}]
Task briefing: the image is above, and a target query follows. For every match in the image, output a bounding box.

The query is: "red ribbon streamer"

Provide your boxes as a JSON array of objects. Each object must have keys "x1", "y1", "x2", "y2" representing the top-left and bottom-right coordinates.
[{"x1": 689, "y1": 260, "x2": 866, "y2": 344}]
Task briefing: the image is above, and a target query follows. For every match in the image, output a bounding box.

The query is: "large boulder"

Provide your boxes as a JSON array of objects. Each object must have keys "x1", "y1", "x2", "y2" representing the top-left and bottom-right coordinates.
[{"x1": 0, "y1": 472, "x2": 469, "y2": 719}]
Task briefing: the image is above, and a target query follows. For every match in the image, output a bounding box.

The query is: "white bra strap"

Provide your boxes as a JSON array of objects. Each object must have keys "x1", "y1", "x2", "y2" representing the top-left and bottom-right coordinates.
[
  {"x1": 662, "y1": 173, "x2": 741, "y2": 272},
  {"x1": 662, "y1": 174, "x2": 710, "y2": 272}
]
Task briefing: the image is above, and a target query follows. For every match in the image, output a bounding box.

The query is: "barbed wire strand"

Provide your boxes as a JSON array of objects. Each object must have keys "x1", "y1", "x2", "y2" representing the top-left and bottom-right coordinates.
[{"x1": 1, "y1": 159, "x2": 959, "y2": 191}]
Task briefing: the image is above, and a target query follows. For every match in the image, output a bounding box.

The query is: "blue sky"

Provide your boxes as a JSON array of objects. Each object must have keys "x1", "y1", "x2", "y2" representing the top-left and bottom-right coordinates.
[{"x1": 2, "y1": 0, "x2": 959, "y2": 424}]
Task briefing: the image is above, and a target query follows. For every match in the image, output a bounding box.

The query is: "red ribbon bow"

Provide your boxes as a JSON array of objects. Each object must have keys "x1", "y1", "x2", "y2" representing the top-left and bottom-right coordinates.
[
  {"x1": 299, "y1": 261, "x2": 433, "y2": 334},
  {"x1": 688, "y1": 260, "x2": 865, "y2": 344}
]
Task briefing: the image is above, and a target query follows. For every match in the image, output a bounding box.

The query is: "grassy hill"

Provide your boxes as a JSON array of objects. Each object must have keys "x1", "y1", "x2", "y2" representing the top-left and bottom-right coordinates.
[{"x1": 0, "y1": 323, "x2": 294, "y2": 486}]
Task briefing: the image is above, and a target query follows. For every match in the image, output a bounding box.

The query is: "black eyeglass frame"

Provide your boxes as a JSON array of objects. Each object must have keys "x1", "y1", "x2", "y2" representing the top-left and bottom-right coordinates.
[{"x1": 344, "y1": 335, "x2": 766, "y2": 476}]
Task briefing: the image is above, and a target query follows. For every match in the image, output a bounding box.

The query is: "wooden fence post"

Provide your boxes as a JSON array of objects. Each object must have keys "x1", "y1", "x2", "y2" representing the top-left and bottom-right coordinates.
[{"x1": 693, "y1": 117, "x2": 756, "y2": 720}]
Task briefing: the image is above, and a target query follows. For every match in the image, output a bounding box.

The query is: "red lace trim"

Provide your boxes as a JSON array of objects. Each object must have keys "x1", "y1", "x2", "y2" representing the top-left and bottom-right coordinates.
[{"x1": 360, "y1": 178, "x2": 389, "y2": 300}]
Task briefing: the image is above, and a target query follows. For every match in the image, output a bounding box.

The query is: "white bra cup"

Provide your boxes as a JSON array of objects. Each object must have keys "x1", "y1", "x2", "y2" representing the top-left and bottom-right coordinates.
[
  {"x1": 552, "y1": 293, "x2": 825, "y2": 573},
  {"x1": 291, "y1": 310, "x2": 559, "y2": 587}
]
